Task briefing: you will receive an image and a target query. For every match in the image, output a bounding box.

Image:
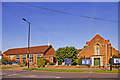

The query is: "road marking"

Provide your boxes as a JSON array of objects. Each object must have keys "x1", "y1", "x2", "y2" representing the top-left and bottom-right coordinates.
[
  {"x1": 22, "y1": 75, "x2": 37, "y2": 78},
  {"x1": 7, "y1": 74, "x2": 18, "y2": 76},
  {"x1": 56, "y1": 77, "x2": 61, "y2": 78}
]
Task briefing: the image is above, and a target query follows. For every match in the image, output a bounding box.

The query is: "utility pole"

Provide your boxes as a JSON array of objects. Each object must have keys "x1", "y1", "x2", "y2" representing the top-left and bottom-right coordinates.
[{"x1": 22, "y1": 18, "x2": 30, "y2": 68}]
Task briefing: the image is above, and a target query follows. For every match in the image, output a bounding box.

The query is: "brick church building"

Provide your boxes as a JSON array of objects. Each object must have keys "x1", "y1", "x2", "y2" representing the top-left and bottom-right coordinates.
[{"x1": 78, "y1": 34, "x2": 119, "y2": 67}]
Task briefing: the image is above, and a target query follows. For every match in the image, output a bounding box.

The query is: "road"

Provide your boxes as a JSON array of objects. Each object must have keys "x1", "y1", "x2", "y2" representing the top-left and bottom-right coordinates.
[{"x1": 2, "y1": 70, "x2": 119, "y2": 79}]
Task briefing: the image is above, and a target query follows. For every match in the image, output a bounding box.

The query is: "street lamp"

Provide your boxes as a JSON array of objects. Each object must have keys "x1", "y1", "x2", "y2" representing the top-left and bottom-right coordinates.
[{"x1": 22, "y1": 18, "x2": 30, "y2": 68}]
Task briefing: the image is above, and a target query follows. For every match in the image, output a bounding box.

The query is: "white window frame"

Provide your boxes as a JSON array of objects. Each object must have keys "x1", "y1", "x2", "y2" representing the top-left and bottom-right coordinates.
[
  {"x1": 22, "y1": 54, "x2": 26, "y2": 61},
  {"x1": 10, "y1": 55, "x2": 14, "y2": 60},
  {"x1": 16, "y1": 55, "x2": 20, "y2": 62},
  {"x1": 36, "y1": 53, "x2": 41, "y2": 62},
  {"x1": 95, "y1": 44, "x2": 100, "y2": 55},
  {"x1": 29, "y1": 54, "x2": 33, "y2": 63},
  {"x1": 50, "y1": 57, "x2": 52, "y2": 62}
]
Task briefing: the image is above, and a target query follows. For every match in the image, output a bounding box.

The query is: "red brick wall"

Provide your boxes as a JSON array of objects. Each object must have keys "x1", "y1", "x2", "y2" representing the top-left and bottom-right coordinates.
[{"x1": 78, "y1": 34, "x2": 119, "y2": 65}]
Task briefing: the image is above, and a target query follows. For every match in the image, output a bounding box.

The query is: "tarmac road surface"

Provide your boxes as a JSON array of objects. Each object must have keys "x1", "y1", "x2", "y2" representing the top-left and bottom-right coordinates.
[{"x1": 2, "y1": 70, "x2": 119, "y2": 79}]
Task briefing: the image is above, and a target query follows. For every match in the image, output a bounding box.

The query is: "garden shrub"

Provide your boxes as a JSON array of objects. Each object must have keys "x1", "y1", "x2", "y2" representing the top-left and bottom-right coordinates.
[
  {"x1": 47, "y1": 62, "x2": 54, "y2": 65},
  {"x1": 11, "y1": 59, "x2": 16, "y2": 63},
  {"x1": 2, "y1": 57, "x2": 8, "y2": 63},
  {"x1": 37, "y1": 58, "x2": 46, "y2": 67},
  {"x1": 71, "y1": 61, "x2": 77, "y2": 65},
  {"x1": 22, "y1": 59, "x2": 27, "y2": 66},
  {"x1": 77, "y1": 57, "x2": 85, "y2": 65},
  {"x1": 20, "y1": 65, "x2": 24, "y2": 67}
]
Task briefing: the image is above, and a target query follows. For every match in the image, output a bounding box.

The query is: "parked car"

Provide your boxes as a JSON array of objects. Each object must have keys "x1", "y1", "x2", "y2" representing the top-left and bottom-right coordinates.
[
  {"x1": 6, "y1": 62, "x2": 12, "y2": 65},
  {"x1": 2, "y1": 62, "x2": 6, "y2": 65},
  {"x1": 12, "y1": 62, "x2": 19, "y2": 65}
]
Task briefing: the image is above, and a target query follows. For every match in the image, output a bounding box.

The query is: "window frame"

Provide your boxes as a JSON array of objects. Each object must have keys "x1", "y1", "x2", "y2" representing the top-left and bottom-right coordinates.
[
  {"x1": 16, "y1": 54, "x2": 20, "y2": 62},
  {"x1": 50, "y1": 57, "x2": 52, "y2": 62},
  {"x1": 22, "y1": 54, "x2": 26, "y2": 61},
  {"x1": 29, "y1": 54, "x2": 33, "y2": 63},
  {"x1": 95, "y1": 44, "x2": 100, "y2": 55},
  {"x1": 36, "y1": 53, "x2": 42, "y2": 62},
  {"x1": 10, "y1": 55, "x2": 14, "y2": 60}
]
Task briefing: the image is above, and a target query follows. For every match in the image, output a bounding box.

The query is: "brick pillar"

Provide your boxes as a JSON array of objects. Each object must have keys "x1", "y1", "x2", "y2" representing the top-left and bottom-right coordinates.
[
  {"x1": 34, "y1": 54, "x2": 36, "y2": 65},
  {"x1": 14, "y1": 55, "x2": 16, "y2": 61},
  {"x1": 8, "y1": 55, "x2": 10, "y2": 61},
  {"x1": 90, "y1": 57, "x2": 92, "y2": 67},
  {"x1": 26, "y1": 54, "x2": 28, "y2": 63},
  {"x1": 20, "y1": 54, "x2": 22, "y2": 64}
]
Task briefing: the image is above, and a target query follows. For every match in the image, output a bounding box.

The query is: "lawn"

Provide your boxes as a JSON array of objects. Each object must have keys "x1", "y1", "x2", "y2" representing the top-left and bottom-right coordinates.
[
  {"x1": 23, "y1": 68, "x2": 120, "y2": 73},
  {"x1": 1, "y1": 67, "x2": 12, "y2": 69},
  {"x1": 23, "y1": 68, "x2": 87, "y2": 72},
  {"x1": 93, "y1": 70, "x2": 120, "y2": 73}
]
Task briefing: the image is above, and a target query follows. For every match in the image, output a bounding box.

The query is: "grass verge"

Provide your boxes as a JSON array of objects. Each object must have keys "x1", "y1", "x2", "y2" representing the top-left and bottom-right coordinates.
[
  {"x1": 93, "y1": 70, "x2": 120, "y2": 73},
  {"x1": 23, "y1": 68, "x2": 86, "y2": 72},
  {"x1": 1, "y1": 67, "x2": 12, "y2": 69}
]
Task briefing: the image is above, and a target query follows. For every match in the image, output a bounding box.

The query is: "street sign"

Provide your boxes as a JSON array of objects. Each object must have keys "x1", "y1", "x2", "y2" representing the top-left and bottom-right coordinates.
[
  {"x1": 65, "y1": 59, "x2": 72, "y2": 65},
  {"x1": 82, "y1": 59, "x2": 91, "y2": 65},
  {"x1": 113, "y1": 58, "x2": 120, "y2": 64}
]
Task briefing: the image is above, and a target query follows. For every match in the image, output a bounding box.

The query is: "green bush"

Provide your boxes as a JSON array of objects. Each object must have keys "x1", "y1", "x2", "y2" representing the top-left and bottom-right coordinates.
[
  {"x1": 109, "y1": 55, "x2": 120, "y2": 65},
  {"x1": 47, "y1": 62, "x2": 54, "y2": 65},
  {"x1": 20, "y1": 65, "x2": 24, "y2": 67},
  {"x1": 71, "y1": 61, "x2": 77, "y2": 65},
  {"x1": 22, "y1": 59, "x2": 27, "y2": 66},
  {"x1": 2, "y1": 57, "x2": 8, "y2": 63},
  {"x1": 77, "y1": 57, "x2": 85, "y2": 65},
  {"x1": 78, "y1": 59, "x2": 82, "y2": 65},
  {"x1": 11, "y1": 59, "x2": 16, "y2": 63},
  {"x1": 37, "y1": 58, "x2": 46, "y2": 67}
]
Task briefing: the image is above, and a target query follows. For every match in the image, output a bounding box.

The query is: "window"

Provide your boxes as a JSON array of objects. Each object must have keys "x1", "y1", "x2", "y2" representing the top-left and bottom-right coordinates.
[
  {"x1": 95, "y1": 44, "x2": 100, "y2": 55},
  {"x1": 50, "y1": 57, "x2": 52, "y2": 62},
  {"x1": 29, "y1": 54, "x2": 33, "y2": 63},
  {"x1": 37, "y1": 53, "x2": 41, "y2": 62},
  {"x1": 22, "y1": 54, "x2": 26, "y2": 61},
  {"x1": 10, "y1": 55, "x2": 14, "y2": 60},
  {"x1": 16, "y1": 55, "x2": 20, "y2": 62}
]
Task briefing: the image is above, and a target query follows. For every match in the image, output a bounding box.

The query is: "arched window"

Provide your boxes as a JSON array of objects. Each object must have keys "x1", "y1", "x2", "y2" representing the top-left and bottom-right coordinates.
[{"x1": 95, "y1": 44, "x2": 100, "y2": 55}]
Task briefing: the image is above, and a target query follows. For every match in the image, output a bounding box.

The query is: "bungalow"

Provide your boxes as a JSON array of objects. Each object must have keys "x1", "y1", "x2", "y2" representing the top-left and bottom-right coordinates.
[{"x1": 3, "y1": 45, "x2": 56, "y2": 65}]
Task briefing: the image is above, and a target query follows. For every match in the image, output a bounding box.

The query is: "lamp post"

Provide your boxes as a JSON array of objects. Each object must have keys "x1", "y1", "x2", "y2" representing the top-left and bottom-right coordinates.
[{"x1": 22, "y1": 18, "x2": 30, "y2": 68}]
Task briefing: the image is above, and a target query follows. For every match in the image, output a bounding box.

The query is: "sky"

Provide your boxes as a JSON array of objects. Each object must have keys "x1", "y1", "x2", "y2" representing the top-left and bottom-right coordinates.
[{"x1": 2, "y1": 2, "x2": 118, "y2": 52}]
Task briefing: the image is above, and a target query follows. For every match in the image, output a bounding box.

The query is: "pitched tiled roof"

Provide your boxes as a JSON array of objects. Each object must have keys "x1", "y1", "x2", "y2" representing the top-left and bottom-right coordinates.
[
  {"x1": 3, "y1": 45, "x2": 55, "y2": 56},
  {"x1": 87, "y1": 34, "x2": 109, "y2": 44},
  {"x1": 0, "y1": 51, "x2": 1, "y2": 55},
  {"x1": 77, "y1": 49, "x2": 82, "y2": 53},
  {"x1": 43, "y1": 47, "x2": 56, "y2": 57}
]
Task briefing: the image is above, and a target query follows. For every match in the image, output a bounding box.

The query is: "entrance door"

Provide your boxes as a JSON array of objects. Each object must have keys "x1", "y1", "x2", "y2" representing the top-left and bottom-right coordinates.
[{"x1": 94, "y1": 58, "x2": 100, "y2": 66}]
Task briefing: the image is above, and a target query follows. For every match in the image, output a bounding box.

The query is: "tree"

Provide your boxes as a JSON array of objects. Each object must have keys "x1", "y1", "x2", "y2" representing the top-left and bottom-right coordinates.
[
  {"x1": 37, "y1": 58, "x2": 46, "y2": 67},
  {"x1": 78, "y1": 57, "x2": 85, "y2": 65},
  {"x1": 109, "y1": 55, "x2": 119, "y2": 65},
  {"x1": 56, "y1": 46, "x2": 78, "y2": 63}
]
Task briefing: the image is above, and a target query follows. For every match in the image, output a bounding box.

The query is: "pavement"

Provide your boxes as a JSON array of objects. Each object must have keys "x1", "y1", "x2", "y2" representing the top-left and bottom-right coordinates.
[{"x1": 2, "y1": 69, "x2": 119, "y2": 79}]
